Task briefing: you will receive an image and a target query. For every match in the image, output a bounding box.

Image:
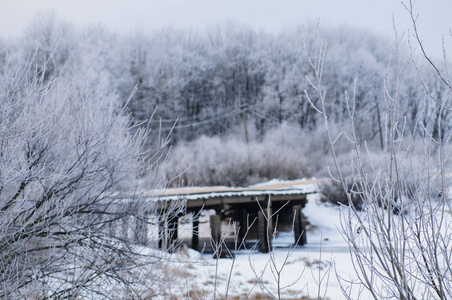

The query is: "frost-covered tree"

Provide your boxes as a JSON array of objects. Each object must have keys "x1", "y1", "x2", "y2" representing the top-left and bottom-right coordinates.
[
  {"x1": 306, "y1": 1, "x2": 452, "y2": 297},
  {"x1": 6, "y1": 14, "x2": 451, "y2": 187},
  {"x1": 21, "y1": 13, "x2": 75, "y2": 82},
  {"x1": 0, "y1": 52, "x2": 175, "y2": 298}
]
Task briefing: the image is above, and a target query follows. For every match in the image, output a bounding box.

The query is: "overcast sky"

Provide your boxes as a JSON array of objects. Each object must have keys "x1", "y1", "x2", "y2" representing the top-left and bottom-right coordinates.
[{"x1": 1, "y1": 0, "x2": 451, "y2": 57}]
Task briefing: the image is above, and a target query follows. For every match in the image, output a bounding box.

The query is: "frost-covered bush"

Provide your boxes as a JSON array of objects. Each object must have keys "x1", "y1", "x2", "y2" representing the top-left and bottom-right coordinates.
[
  {"x1": 161, "y1": 123, "x2": 327, "y2": 186},
  {"x1": 305, "y1": 5, "x2": 452, "y2": 297},
  {"x1": 319, "y1": 181, "x2": 362, "y2": 209},
  {"x1": 0, "y1": 55, "x2": 173, "y2": 299}
]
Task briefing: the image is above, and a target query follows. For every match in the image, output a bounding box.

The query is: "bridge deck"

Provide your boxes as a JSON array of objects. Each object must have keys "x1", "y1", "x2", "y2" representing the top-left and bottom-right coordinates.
[{"x1": 155, "y1": 178, "x2": 320, "y2": 210}]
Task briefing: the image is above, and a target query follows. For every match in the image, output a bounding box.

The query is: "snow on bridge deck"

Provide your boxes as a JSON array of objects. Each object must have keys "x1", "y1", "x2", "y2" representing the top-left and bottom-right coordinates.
[
  {"x1": 159, "y1": 178, "x2": 321, "y2": 196},
  {"x1": 154, "y1": 178, "x2": 323, "y2": 209}
]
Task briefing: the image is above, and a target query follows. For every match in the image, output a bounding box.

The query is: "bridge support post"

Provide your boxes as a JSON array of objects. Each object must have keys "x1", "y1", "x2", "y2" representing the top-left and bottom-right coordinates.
[
  {"x1": 122, "y1": 215, "x2": 131, "y2": 241},
  {"x1": 158, "y1": 218, "x2": 165, "y2": 249},
  {"x1": 134, "y1": 212, "x2": 148, "y2": 245},
  {"x1": 210, "y1": 213, "x2": 222, "y2": 258},
  {"x1": 258, "y1": 207, "x2": 273, "y2": 253},
  {"x1": 238, "y1": 206, "x2": 247, "y2": 245},
  {"x1": 192, "y1": 210, "x2": 199, "y2": 251},
  {"x1": 168, "y1": 215, "x2": 179, "y2": 252},
  {"x1": 108, "y1": 215, "x2": 116, "y2": 237},
  {"x1": 293, "y1": 205, "x2": 307, "y2": 245},
  {"x1": 157, "y1": 214, "x2": 180, "y2": 252}
]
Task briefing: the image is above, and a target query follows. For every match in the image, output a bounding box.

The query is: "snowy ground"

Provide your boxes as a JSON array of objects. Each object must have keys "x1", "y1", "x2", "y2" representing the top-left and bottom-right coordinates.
[{"x1": 162, "y1": 182, "x2": 371, "y2": 300}]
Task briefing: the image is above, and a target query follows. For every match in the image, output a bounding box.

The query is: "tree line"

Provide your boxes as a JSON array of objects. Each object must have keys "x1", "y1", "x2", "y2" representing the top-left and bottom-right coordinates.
[{"x1": 3, "y1": 14, "x2": 448, "y2": 149}]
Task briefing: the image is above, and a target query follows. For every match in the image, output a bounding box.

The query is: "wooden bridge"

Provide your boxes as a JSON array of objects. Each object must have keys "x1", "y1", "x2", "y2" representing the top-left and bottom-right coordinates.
[{"x1": 154, "y1": 180, "x2": 315, "y2": 254}]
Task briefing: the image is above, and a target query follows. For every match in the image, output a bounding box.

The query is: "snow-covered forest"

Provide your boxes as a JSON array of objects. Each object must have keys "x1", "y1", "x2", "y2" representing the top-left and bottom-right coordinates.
[
  {"x1": 2, "y1": 1, "x2": 452, "y2": 298},
  {"x1": 3, "y1": 13, "x2": 448, "y2": 187}
]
